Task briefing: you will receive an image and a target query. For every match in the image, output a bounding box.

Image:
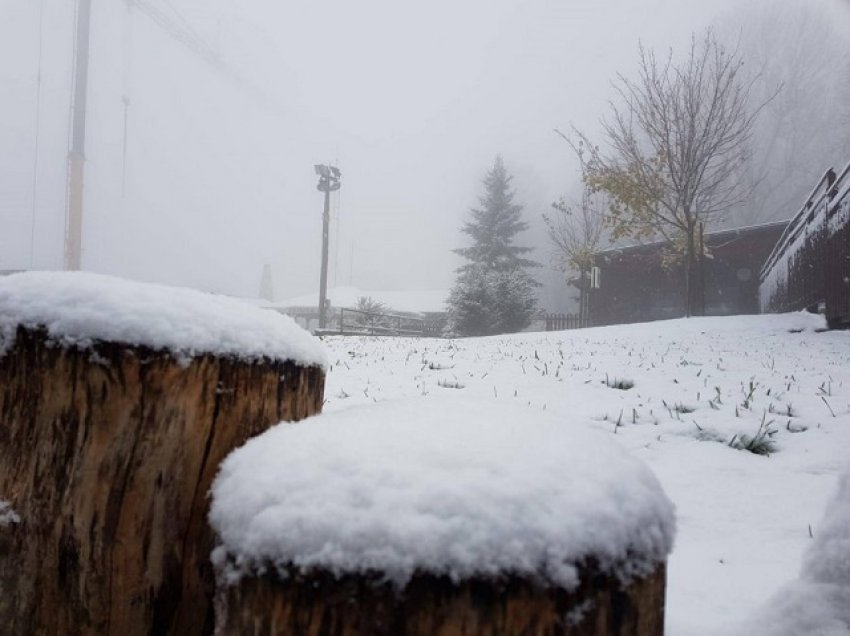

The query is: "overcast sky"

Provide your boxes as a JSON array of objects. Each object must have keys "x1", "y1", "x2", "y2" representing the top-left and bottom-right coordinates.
[{"x1": 0, "y1": 0, "x2": 846, "y2": 304}]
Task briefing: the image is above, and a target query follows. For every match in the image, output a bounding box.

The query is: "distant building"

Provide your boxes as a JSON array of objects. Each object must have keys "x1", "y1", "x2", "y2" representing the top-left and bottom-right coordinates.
[{"x1": 591, "y1": 221, "x2": 788, "y2": 326}]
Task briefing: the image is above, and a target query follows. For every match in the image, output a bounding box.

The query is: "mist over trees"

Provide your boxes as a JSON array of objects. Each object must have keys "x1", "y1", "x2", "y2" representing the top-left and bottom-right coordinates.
[
  {"x1": 543, "y1": 174, "x2": 606, "y2": 324},
  {"x1": 447, "y1": 157, "x2": 538, "y2": 336},
  {"x1": 1, "y1": 0, "x2": 847, "y2": 314},
  {"x1": 569, "y1": 30, "x2": 766, "y2": 317},
  {"x1": 535, "y1": 3, "x2": 850, "y2": 318},
  {"x1": 715, "y1": 1, "x2": 850, "y2": 226}
]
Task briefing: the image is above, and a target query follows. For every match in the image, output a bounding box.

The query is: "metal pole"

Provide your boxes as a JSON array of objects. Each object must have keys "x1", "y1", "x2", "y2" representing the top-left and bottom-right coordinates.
[
  {"x1": 318, "y1": 188, "x2": 330, "y2": 329},
  {"x1": 66, "y1": 0, "x2": 93, "y2": 271}
]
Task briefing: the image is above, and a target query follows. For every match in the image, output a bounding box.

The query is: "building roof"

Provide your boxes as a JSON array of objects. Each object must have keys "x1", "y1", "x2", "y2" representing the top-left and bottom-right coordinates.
[{"x1": 595, "y1": 220, "x2": 790, "y2": 259}]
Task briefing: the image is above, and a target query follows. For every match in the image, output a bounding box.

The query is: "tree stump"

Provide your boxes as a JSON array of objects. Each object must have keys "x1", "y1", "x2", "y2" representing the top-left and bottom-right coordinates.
[
  {"x1": 216, "y1": 564, "x2": 666, "y2": 636},
  {"x1": 0, "y1": 272, "x2": 326, "y2": 636},
  {"x1": 210, "y1": 398, "x2": 674, "y2": 636}
]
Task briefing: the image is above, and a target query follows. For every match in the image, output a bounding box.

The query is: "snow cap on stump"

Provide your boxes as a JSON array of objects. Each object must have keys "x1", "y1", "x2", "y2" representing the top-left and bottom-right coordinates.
[
  {"x1": 210, "y1": 397, "x2": 676, "y2": 588},
  {"x1": 0, "y1": 271, "x2": 326, "y2": 368}
]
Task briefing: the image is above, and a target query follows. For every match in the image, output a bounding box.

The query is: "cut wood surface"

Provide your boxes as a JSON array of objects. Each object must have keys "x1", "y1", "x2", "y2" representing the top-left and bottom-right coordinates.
[
  {"x1": 216, "y1": 563, "x2": 666, "y2": 636},
  {"x1": 0, "y1": 326, "x2": 325, "y2": 636}
]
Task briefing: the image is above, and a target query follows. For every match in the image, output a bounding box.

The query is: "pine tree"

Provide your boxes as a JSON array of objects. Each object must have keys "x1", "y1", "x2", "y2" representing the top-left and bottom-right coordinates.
[
  {"x1": 448, "y1": 157, "x2": 538, "y2": 336},
  {"x1": 446, "y1": 264, "x2": 497, "y2": 336}
]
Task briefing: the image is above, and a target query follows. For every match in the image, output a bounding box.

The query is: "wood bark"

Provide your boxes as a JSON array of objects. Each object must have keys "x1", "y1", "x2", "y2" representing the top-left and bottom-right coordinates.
[
  {"x1": 216, "y1": 563, "x2": 666, "y2": 636},
  {"x1": 0, "y1": 326, "x2": 325, "y2": 636}
]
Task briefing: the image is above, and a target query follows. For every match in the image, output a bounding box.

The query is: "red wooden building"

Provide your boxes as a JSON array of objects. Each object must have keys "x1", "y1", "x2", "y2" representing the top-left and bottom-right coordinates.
[{"x1": 590, "y1": 221, "x2": 788, "y2": 326}]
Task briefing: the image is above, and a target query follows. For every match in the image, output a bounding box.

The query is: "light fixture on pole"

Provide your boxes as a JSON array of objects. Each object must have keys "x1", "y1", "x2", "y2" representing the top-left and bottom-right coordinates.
[{"x1": 315, "y1": 164, "x2": 341, "y2": 330}]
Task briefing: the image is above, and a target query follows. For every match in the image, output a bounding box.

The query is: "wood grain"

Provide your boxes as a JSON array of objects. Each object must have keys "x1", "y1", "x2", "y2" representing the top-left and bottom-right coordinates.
[
  {"x1": 0, "y1": 326, "x2": 325, "y2": 636},
  {"x1": 216, "y1": 562, "x2": 666, "y2": 636}
]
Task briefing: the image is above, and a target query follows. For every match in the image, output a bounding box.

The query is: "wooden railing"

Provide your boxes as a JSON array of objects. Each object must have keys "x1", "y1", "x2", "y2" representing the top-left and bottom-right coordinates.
[
  {"x1": 544, "y1": 312, "x2": 586, "y2": 331},
  {"x1": 328, "y1": 307, "x2": 446, "y2": 337},
  {"x1": 759, "y1": 162, "x2": 850, "y2": 328}
]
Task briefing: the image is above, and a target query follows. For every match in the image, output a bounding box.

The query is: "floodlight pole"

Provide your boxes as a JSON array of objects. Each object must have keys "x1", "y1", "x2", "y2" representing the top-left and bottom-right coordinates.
[
  {"x1": 319, "y1": 188, "x2": 331, "y2": 329},
  {"x1": 315, "y1": 165, "x2": 340, "y2": 330}
]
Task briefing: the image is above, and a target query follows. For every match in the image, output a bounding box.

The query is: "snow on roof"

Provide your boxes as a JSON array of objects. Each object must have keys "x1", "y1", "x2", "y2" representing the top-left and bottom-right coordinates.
[
  {"x1": 277, "y1": 286, "x2": 447, "y2": 314},
  {"x1": 0, "y1": 271, "x2": 327, "y2": 368},
  {"x1": 209, "y1": 396, "x2": 675, "y2": 588},
  {"x1": 596, "y1": 219, "x2": 789, "y2": 258}
]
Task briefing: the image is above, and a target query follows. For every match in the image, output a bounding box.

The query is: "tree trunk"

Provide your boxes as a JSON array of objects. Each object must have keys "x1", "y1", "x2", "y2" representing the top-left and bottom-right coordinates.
[
  {"x1": 698, "y1": 222, "x2": 706, "y2": 316},
  {"x1": 216, "y1": 563, "x2": 666, "y2": 636},
  {"x1": 578, "y1": 267, "x2": 588, "y2": 327},
  {"x1": 685, "y1": 222, "x2": 698, "y2": 317},
  {"x1": 0, "y1": 326, "x2": 325, "y2": 636}
]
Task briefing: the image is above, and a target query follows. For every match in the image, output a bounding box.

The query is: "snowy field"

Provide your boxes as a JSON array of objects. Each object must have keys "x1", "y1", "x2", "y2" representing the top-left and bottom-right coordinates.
[{"x1": 318, "y1": 313, "x2": 850, "y2": 635}]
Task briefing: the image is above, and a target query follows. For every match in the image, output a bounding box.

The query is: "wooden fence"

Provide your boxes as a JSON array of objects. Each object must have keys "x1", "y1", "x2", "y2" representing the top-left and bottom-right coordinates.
[
  {"x1": 759, "y1": 162, "x2": 850, "y2": 328},
  {"x1": 544, "y1": 313, "x2": 586, "y2": 331},
  {"x1": 309, "y1": 309, "x2": 587, "y2": 336},
  {"x1": 329, "y1": 307, "x2": 446, "y2": 337}
]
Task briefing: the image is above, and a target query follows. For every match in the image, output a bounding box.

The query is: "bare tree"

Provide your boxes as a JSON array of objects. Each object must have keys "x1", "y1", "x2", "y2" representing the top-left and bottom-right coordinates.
[
  {"x1": 353, "y1": 296, "x2": 389, "y2": 331},
  {"x1": 573, "y1": 30, "x2": 766, "y2": 316},
  {"x1": 543, "y1": 182, "x2": 606, "y2": 325},
  {"x1": 716, "y1": 1, "x2": 850, "y2": 225}
]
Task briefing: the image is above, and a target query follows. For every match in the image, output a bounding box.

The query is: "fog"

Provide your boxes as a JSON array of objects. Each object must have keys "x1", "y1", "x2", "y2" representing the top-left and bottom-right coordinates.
[{"x1": 1, "y1": 0, "x2": 847, "y2": 307}]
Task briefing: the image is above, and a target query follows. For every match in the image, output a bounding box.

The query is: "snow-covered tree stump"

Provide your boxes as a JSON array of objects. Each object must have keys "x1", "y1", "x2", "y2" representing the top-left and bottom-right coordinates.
[
  {"x1": 216, "y1": 564, "x2": 666, "y2": 635},
  {"x1": 0, "y1": 272, "x2": 327, "y2": 636},
  {"x1": 210, "y1": 398, "x2": 675, "y2": 636}
]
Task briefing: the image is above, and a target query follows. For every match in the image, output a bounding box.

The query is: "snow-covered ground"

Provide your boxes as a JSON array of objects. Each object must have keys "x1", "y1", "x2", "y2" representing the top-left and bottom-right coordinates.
[
  {"x1": 317, "y1": 312, "x2": 850, "y2": 635},
  {"x1": 7, "y1": 273, "x2": 845, "y2": 632}
]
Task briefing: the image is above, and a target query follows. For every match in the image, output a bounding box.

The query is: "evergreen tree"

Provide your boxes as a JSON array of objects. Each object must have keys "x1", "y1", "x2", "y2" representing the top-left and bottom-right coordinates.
[
  {"x1": 446, "y1": 264, "x2": 496, "y2": 336},
  {"x1": 448, "y1": 157, "x2": 538, "y2": 336}
]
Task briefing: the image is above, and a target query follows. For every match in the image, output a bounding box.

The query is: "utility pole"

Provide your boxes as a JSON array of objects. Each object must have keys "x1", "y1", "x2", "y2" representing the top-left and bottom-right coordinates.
[
  {"x1": 314, "y1": 164, "x2": 341, "y2": 329},
  {"x1": 62, "y1": 0, "x2": 242, "y2": 270},
  {"x1": 65, "y1": 0, "x2": 93, "y2": 270}
]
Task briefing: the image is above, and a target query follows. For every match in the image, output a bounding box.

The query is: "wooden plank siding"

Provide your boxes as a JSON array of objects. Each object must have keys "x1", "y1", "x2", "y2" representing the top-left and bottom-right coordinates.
[{"x1": 759, "y1": 162, "x2": 850, "y2": 328}]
